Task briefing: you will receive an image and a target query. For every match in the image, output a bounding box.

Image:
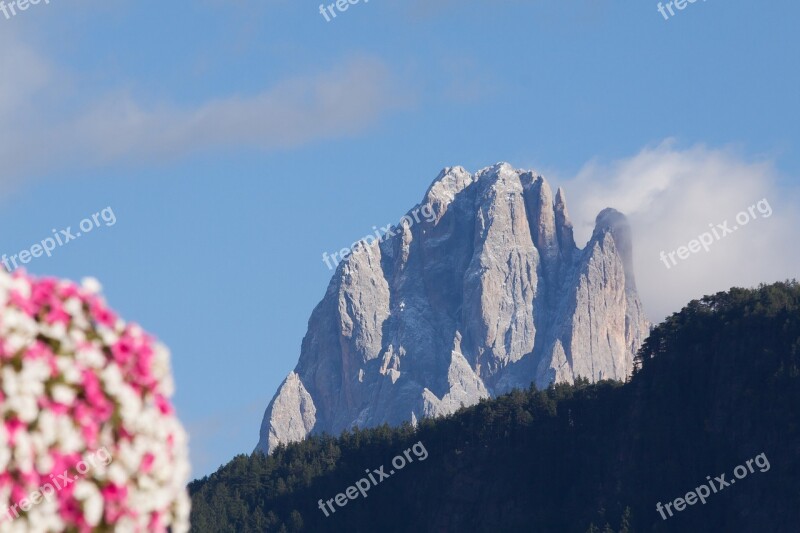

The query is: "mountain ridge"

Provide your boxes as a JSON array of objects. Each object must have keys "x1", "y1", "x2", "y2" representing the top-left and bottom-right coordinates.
[{"x1": 257, "y1": 163, "x2": 650, "y2": 455}]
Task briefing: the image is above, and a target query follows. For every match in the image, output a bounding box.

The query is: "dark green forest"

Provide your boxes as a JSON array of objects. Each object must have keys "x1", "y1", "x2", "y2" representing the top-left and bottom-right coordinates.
[{"x1": 189, "y1": 281, "x2": 800, "y2": 532}]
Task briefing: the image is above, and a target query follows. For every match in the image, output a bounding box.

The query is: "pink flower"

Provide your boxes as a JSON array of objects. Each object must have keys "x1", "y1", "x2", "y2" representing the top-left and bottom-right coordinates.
[
  {"x1": 4, "y1": 418, "x2": 25, "y2": 445},
  {"x1": 102, "y1": 483, "x2": 129, "y2": 524},
  {"x1": 111, "y1": 336, "x2": 136, "y2": 366},
  {"x1": 9, "y1": 290, "x2": 36, "y2": 316},
  {"x1": 0, "y1": 270, "x2": 190, "y2": 531},
  {"x1": 89, "y1": 298, "x2": 117, "y2": 328},
  {"x1": 45, "y1": 301, "x2": 71, "y2": 325},
  {"x1": 154, "y1": 394, "x2": 173, "y2": 415},
  {"x1": 25, "y1": 340, "x2": 54, "y2": 360},
  {"x1": 141, "y1": 453, "x2": 156, "y2": 473},
  {"x1": 57, "y1": 281, "x2": 81, "y2": 300}
]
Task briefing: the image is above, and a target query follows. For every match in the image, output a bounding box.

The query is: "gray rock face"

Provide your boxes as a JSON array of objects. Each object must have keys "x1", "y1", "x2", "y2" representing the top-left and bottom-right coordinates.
[{"x1": 256, "y1": 163, "x2": 650, "y2": 454}]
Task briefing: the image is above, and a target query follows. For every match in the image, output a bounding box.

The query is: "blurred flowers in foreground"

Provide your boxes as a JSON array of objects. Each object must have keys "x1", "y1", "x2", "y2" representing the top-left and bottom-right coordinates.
[{"x1": 0, "y1": 269, "x2": 190, "y2": 532}]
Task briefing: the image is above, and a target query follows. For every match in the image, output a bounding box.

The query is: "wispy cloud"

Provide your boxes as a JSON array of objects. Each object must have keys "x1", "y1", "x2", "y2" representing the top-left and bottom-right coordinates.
[
  {"x1": 0, "y1": 32, "x2": 406, "y2": 198},
  {"x1": 66, "y1": 57, "x2": 401, "y2": 160},
  {"x1": 560, "y1": 140, "x2": 800, "y2": 322}
]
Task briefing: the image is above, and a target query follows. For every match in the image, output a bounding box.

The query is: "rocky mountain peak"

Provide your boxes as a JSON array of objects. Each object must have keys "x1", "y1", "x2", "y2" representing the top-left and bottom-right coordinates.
[
  {"x1": 256, "y1": 164, "x2": 650, "y2": 455},
  {"x1": 424, "y1": 165, "x2": 475, "y2": 209}
]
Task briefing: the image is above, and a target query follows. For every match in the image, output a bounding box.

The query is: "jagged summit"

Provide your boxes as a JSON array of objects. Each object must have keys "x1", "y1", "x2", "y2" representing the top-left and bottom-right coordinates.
[
  {"x1": 426, "y1": 163, "x2": 541, "y2": 208},
  {"x1": 593, "y1": 207, "x2": 636, "y2": 289},
  {"x1": 256, "y1": 164, "x2": 650, "y2": 455},
  {"x1": 424, "y1": 166, "x2": 475, "y2": 207}
]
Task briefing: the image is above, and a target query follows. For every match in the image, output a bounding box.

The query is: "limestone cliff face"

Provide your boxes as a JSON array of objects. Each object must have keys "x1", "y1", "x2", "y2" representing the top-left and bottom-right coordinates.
[{"x1": 256, "y1": 163, "x2": 650, "y2": 454}]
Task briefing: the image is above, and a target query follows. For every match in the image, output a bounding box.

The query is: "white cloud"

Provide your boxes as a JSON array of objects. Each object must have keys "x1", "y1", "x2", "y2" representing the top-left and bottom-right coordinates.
[
  {"x1": 559, "y1": 140, "x2": 800, "y2": 322},
  {"x1": 0, "y1": 32, "x2": 405, "y2": 199},
  {"x1": 64, "y1": 57, "x2": 401, "y2": 161}
]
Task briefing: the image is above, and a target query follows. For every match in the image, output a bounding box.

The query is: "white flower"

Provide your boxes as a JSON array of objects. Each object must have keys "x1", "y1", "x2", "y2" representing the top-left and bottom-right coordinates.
[
  {"x1": 0, "y1": 428, "x2": 9, "y2": 471},
  {"x1": 56, "y1": 357, "x2": 82, "y2": 385},
  {"x1": 76, "y1": 343, "x2": 105, "y2": 368},
  {"x1": 2, "y1": 307, "x2": 22, "y2": 329},
  {"x1": 115, "y1": 441, "x2": 141, "y2": 474},
  {"x1": 30, "y1": 500, "x2": 65, "y2": 533},
  {"x1": 50, "y1": 384, "x2": 76, "y2": 406},
  {"x1": 172, "y1": 492, "x2": 192, "y2": 533},
  {"x1": 71, "y1": 314, "x2": 90, "y2": 331},
  {"x1": 10, "y1": 395, "x2": 38, "y2": 423},
  {"x1": 55, "y1": 418, "x2": 83, "y2": 454},
  {"x1": 4, "y1": 333, "x2": 31, "y2": 355},
  {"x1": 1, "y1": 367, "x2": 19, "y2": 396},
  {"x1": 63, "y1": 297, "x2": 84, "y2": 317},
  {"x1": 20, "y1": 359, "x2": 49, "y2": 395},
  {"x1": 80, "y1": 277, "x2": 102, "y2": 295},
  {"x1": 10, "y1": 277, "x2": 30, "y2": 298},
  {"x1": 111, "y1": 516, "x2": 137, "y2": 533},
  {"x1": 98, "y1": 327, "x2": 119, "y2": 346},
  {"x1": 107, "y1": 463, "x2": 129, "y2": 486},
  {"x1": 11, "y1": 432, "x2": 34, "y2": 472},
  {"x1": 35, "y1": 411, "x2": 58, "y2": 447},
  {"x1": 73, "y1": 481, "x2": 104, "y2": 527},
  {"x1": 35, "y1": 451, "x2": 54, "y2": 473},
  {"x1": 118, "y1": 391, "x2": 143, "y2": 427},
  {"x1": 38, "y1": 322, "x2": 67, "y2": 343}
]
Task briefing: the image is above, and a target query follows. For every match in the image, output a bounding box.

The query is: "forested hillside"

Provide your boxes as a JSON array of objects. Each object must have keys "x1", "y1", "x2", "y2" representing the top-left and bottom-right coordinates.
[{"x1": 190, "y1": 281, "x2": 800, "y2": 532}]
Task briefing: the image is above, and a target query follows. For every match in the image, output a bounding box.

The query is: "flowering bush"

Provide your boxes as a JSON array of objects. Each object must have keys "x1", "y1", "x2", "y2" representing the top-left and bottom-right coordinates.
[{"x1": 0, "y1": 269, "x2": 190, "y2": 532}]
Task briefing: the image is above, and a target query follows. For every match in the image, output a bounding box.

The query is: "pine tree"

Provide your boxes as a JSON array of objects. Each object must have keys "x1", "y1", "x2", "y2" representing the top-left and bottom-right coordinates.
[{"x1": 619, "y1": 506, "x2": 632, "y2": 533}]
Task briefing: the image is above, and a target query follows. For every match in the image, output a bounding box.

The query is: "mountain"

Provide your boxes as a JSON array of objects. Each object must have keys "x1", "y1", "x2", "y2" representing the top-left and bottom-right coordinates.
[
  {"x1": 190, "y1": 281, "x2": 800, "y2": 533},
  {"x1": 257, "y1": 163, "x2": 649, "y2": 455}
]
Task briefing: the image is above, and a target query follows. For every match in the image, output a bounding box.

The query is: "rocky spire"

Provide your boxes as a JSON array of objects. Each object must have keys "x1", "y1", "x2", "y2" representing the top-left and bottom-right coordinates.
[
  {"x1": 554, "y1": 187, "x2": 577, "y2": 257},
  {"x1": 592, "y1": 207, "x2": 636, "y2": 291}
]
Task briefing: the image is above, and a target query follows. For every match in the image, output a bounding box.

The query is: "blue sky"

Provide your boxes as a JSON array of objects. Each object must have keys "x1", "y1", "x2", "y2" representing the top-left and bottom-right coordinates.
[{"x1": 1, "y1": 0, "x2": 798, "y2": 476}]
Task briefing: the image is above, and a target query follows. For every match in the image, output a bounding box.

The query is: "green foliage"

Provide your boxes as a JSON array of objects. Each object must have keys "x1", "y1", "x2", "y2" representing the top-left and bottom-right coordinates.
[{"x1": 190, "y1": 282, "x2": 800, "y2": 532}]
